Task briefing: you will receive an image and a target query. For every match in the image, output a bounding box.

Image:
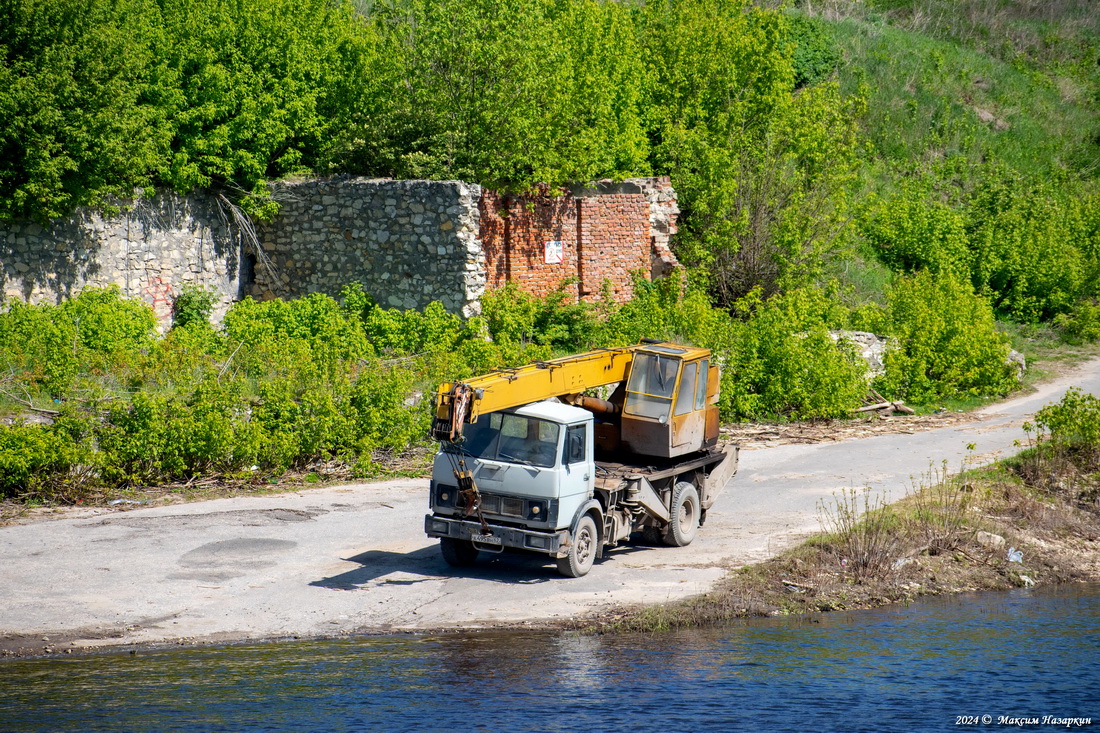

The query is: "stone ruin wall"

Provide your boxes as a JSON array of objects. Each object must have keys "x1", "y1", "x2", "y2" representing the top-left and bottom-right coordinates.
[
  {"x1": 0, "y1": 177, "x2": 679, "y2": 324},
  {"x1": 255, "y1": 179, "x2": 485, "y2": 317},
  {"x1": 0, "y1": 193, "x2": 245, "y2": 324}
]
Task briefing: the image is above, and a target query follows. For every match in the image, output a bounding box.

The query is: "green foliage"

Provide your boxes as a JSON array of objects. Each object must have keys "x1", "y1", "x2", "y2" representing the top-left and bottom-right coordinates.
[
  {"x1": 172, "y1": 284, "x2": 218, "y2": 330},
  {"x1": 876, "y1": 270, "x2": 1016, "y2": 402},
  {"x1": 786, "y1": 12, "x2": 840, "y2": 88},
  {"x1": 0, "y1": 278, "x2": 1029, "y2": 498},
  {"x1": 0, "y1": 286, "x2": 156, "y2": 396},
  {"x1": 860, "y1": 188, "x2": 971, "y2": 277},
  {"x1": 641, "y1": 2, "x2": 863, "y2": 304},
  {"x1": 481, "y1": 281, "x2": 595, "y2": 355},
  {"x1": 642, "y1": 0, "x2": 857, "y2": 305},
  {"x1": 0, "y1": 0, "x2": 373, "y2": 220},
  {"x1": 718, "y1": 287, "x2": 868, "y2": 420},
  {"x1": 0, "y1": 420, "x2": 97, "y2": 500},
  {"x1": 1035, "y1": 387, "x2": 1100, "y2": 448},
  {"x1": 0, "y1": 0, "x2": 169, "y2": 220},
  {"x1": 1054, "y1": 299, "x2": 1100, "y2": 345},
  {"x1": 966, "y1": 176, "x2": 1093, "y2": 322},
  {"x1": 334, "y1": 0, "x2": 649, "y2": 190},
  {"x1": 595, "y1": 273, "x2": 730, "y2": 350}
]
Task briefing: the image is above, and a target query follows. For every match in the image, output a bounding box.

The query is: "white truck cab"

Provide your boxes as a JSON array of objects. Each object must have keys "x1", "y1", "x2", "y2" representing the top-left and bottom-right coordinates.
[{"x1": 426, "y1": 402, "x2": 596, "y2": 568}]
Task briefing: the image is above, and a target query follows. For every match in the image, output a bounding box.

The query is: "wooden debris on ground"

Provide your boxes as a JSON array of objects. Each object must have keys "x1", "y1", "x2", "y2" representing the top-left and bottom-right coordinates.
[
  {"x1": 853, "y1": 388, "x2": 915, "y2": 417},
  {"x1": 720, "y1": 410, "x2": 973, "y2": 449}
]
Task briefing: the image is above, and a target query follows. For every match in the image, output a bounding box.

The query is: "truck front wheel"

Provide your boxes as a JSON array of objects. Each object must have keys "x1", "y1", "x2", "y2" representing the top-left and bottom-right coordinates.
[
  {"x1": 664, "y1": 481, "x2": 700, "y2": 547},
  {"x1": 440, "y1": 537, "x2": 479, "y2": 567},
  {"x1": 557, "y1": 515, "x2": 598, "y2": 578}
]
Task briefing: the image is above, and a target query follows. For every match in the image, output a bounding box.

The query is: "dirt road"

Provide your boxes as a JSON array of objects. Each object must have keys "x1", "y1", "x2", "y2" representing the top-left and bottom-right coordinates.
[{"x1": 3, "y1": 356, "x2": 1099, "y2": 656}]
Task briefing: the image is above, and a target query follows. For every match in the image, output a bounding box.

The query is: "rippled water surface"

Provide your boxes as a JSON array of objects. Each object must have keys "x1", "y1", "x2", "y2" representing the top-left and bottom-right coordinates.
[{"x1": 2, "y1": 584, "x2": 1098, "y2": 732}]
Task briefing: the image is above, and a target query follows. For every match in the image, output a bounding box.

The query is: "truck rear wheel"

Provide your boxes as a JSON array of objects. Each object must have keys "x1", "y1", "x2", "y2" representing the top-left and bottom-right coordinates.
[
  {"x1": 664, "y1": 481, "x2": 700, "y2": 547},
  {"x1": 557, "y1": 515, "x2": 598, "y2": 578},
  {"x1": 440, "y1": 537, "x2": 479, "y2": 567}
]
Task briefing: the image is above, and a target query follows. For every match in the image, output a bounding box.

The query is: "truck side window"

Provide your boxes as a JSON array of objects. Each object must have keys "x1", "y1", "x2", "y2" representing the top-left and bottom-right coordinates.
[{"x1": 565, "y1": 425, "x2": 586, "y2": 464}]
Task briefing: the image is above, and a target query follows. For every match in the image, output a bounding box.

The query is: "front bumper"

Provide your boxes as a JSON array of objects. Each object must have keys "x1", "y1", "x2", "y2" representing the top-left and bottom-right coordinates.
[{"x1": 425, "y1": 514, "x2": 571, "y2": 558}]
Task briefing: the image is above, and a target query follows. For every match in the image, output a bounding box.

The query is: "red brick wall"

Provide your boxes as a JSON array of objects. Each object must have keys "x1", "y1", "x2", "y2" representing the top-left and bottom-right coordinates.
[
  {"x1": 577, "y1": 194, "x2": 650, "y2": 301},
  {"x1": 479, "y1": 188, "x2": 653, "y2": 303},
  {"x1": 479, "y1": 192, "x2": 509, "y2": 289}
]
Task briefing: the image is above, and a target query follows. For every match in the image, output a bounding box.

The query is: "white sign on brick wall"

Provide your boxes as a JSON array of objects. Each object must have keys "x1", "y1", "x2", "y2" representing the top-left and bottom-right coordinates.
[{"x1": 544, "y1": 240, "x2": 563, "y2": 264}]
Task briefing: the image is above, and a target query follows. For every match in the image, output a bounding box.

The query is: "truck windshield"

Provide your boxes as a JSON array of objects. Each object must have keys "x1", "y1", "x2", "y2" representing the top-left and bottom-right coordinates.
[{"x1": 445, "y1": 412, "x2": 560, "y2": 468}]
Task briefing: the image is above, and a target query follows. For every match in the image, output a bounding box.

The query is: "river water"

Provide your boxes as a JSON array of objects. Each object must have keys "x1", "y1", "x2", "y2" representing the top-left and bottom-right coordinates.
[{"x1": 2, "y1": 584, "x2": 1097, "y2": 732}]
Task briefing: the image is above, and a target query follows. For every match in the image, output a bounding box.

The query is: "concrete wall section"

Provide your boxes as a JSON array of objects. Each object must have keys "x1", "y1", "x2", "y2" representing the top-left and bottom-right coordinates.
[
  {"x1": 256, "y1": 179, "x2": 485, "y2": 317},
  {"x1": 0, "y1": 192, "x2": 245, "y2": 323}
]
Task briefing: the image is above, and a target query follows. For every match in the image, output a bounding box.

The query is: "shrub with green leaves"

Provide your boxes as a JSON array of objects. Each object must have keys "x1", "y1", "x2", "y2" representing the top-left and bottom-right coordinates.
[
  {"x1": 1054, "y1": 299, "x2": 1100, "y2": 345},
  {"x1": 481, "y1": 281, "x2": 595, "y2": 356},
  {"x1": 718, "y1": 287, "x2": 868, "y2": 421},
  {"x1": 172, "y1": 284, "x2": 218, "y2": 329},
  {"x1": 1035, "y1": 388, "x2": 1100, "y2": 449},
  {"x1": 0, "y1": 286, "x2": 156, "y2": 396},
  {"x1": 966, "y1": 178, "x2": 1090, "y2": 322},
  {"x1": 876, "y1": 270, "x2": 1016, "y2": 403},
  {"x1": 860, "y1": 189, "x2": 970, "y2": 277},
  {"x1": 0, "y1": 420, "x2": 98, "y2": 500}
]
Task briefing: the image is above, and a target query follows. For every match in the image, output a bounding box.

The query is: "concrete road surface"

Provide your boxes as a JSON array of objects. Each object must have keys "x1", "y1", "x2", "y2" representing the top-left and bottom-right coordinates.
[{"x1": 2, "y1": 355, "x2": 1099, "y2": 654}]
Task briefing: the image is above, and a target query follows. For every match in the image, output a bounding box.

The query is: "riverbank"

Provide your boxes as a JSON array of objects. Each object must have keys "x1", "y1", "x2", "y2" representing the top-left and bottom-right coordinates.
[{"x1": 600, "y1": 439, "x2": 1100, "y2": 633}]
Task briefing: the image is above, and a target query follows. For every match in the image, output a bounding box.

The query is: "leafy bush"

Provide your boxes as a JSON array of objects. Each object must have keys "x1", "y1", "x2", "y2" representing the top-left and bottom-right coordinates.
[
  {"x1": 0, "y1": 286, "x2": 156, "y2": 396},
  {"x1": 1035, "y1": 388, "x2": 1100, "y2": 449},
  {"x1": 719, "y1": 287, "x2": 868, "y2": 421},
  {"x1": 876, "y1": 271, "x2": 1016, "y2": 402},
  {"x1": 0, "y1": 421, "x2": 97, "y2": 500},
  {"x1": 173, "y1": 284, "x2": 218, "y2": 329},
  {"x1": 786, "y1": 12, "x2": 840, "y2": 88},
  {"x1": 966, "y1": 178, "x2": 1090, "y2": 322},
  {"x1": 1054, "y1": 299, "x2": 1100, "y2": 345},
  {"x1": 860, "y1": 189, "x2": 970, "y2": 277},
  {"x1": 481, "y1": 281, "x2": 595, "y2": 354}
]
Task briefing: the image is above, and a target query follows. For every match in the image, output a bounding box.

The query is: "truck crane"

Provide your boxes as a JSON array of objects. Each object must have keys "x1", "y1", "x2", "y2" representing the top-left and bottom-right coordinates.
[{"x1": 425, "y1": 341, "x2": 738, "y2": 577}]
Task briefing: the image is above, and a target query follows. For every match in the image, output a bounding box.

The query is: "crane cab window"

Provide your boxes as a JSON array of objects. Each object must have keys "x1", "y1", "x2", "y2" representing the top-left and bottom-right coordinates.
[
  {"x1": 674, "y1": 361, "x2": 698, "y2": 416},
  {"x1": 625, "y1": 352, "x2": 680, "y2": 422},
  {"x1": 695, "y1": 358, "x2": 709, "y2": 410}
]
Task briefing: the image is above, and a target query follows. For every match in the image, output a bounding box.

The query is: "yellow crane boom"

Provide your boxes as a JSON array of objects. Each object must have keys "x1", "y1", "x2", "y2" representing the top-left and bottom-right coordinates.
[{"x1": 431, "y1": 345, "x2": 645, "y2": 441}]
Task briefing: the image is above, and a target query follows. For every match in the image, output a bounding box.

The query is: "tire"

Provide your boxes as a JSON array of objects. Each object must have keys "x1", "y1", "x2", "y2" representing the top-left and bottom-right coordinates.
[
  {"x1": 557, "y1": 514, "x2": 598, "y2": 578},
  {"x1": 664, "y1": 481, "x2": 700, "y2": 547},
  {"x1": 440, "y1": 537, "x2": 479, "y2": 567},
  {"x1": 640, "y1": 526, "x2": 664, "y2": 545}
]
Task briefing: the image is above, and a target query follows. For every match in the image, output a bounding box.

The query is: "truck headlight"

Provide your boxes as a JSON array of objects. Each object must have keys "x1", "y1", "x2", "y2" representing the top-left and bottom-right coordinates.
[
  {"x1": 527, "y1": 500, "x2": 547, "y2": 520},
  {"x1": 435, "y1": 484, "x2": 458, "y2": 507}
]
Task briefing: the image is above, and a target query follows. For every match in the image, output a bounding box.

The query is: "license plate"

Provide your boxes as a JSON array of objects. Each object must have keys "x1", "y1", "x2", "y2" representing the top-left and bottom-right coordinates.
[{"x1": 472, "y1": 533, "x2": 502, "y2": 546}]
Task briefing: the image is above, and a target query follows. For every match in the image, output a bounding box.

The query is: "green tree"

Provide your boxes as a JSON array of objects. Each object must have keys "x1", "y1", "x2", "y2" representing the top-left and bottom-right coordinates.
[
  {"x1": 0, "y1": 0, "x2": 169, "y2": 220},
  {"x1": 641, "y1": 1, "x2": 861, "y2": 306}
]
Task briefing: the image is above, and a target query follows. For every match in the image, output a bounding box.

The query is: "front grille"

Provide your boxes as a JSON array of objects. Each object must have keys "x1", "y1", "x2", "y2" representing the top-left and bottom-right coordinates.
[
  {"x1": 501, "y1": 497, "x2": 524, "y2": 517},
  {"x1": 456, "y1": 491, "x2": 526, "y2": 519}
]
